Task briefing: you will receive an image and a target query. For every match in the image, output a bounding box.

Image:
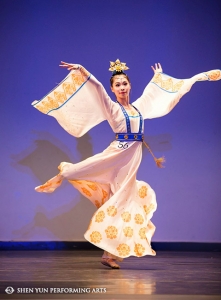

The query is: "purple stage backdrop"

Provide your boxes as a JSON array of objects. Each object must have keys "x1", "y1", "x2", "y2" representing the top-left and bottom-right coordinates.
[{"x1": 0, "y1": 0, "x2": 221, "y2": 242}]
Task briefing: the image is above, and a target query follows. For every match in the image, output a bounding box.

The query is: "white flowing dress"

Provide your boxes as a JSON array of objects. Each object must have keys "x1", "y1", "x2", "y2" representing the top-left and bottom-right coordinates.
[{"x1": 32, "y1": 66, "x2": 221, "y2": 258}]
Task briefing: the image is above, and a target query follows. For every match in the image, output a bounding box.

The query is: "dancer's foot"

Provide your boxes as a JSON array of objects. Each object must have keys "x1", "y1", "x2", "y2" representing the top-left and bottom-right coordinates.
[{"x1": 101, "y1": 258, "x2": 120, "y2": 269}]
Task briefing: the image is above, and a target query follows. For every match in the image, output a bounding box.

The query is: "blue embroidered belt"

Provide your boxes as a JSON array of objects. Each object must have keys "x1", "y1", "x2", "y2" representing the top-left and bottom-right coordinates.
[{"x1": 115, "y1": 133, "x2": 144, "y2": 142}]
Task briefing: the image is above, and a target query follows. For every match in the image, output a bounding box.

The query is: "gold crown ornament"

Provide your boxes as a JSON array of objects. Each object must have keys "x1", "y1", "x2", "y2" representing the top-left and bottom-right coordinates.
[{"x1": 109, "y1": 59, "x2": 129, "y2": 73}]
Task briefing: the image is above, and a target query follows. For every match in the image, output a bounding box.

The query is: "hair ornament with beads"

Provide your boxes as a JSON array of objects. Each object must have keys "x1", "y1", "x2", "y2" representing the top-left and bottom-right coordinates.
[{"x1": 109, "y1": 59, "x2": 129, "y2": 74}]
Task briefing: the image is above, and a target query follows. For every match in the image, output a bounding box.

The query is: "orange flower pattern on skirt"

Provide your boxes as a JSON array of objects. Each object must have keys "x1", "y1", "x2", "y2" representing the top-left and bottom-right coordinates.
[
  {"x1": 117, "y1": 243, "x2": 130, "y2": 257},
  {"x1": 143, "y1": 203, "x2": 155, "y2": 215},
  {"x1": 134, "y1": 243, "x2": 145, "y2": 257},
  {"x1": 121, "y1": 212, "x2": 131, "y2": 222},
  {"x1": 73, "y1": 180, "x2": 82, "y2": 185},
  {"x1": 81, "y1": 187, "x2": 92, "y2": 197},
  {"x1": 95, "y1": 211, "x2": 105, "y2": 223},
  {"x1": 90, "y1": 231, "x2": 102, "y2": 243},
  {"x1": 139, "y1": 227, "x2": 146, "y2": 239},
  {"x1": 138, "y1": 186, "x2": 148, "y2": 198},
  {"x1": 94, "y1": 200, "x2": 101, "y2": 208},
  {"x1": 101, "y1": 189, "x2": 108, "y2": 204},
  {"x1": 105, "y1": 226, "x2": 118, "y2": 239},
  {"x1": 107, "y1": 206, "x2": 117, "y2": 217},
  {"x1": 134, "y1": 214, "x2": 144, "y2": 225},
  {"x1": 123, "y1": 226, "x2": 133, "y2": 238},
  {"x1": 87, "y1": 183, "x2": 98, "y2": 191}
]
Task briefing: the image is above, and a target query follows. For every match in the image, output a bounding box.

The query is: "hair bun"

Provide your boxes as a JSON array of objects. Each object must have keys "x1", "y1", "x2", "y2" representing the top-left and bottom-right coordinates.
[{"x1": 111, "y1": 70, "x2": 126, "y2": 76}]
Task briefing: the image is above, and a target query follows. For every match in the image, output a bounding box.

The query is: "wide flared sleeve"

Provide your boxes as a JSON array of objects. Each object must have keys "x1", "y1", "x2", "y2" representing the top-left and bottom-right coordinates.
[
  {"x1": 32, "y1": 65, "x2": 115, "y2": 137},
  {"x1": 132, "y1": 70, "x2": 221, "y2": 119}
]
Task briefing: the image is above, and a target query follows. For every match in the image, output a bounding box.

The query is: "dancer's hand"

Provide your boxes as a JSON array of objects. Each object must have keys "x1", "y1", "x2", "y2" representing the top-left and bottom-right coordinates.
[
  {"x1": 151, "y1": 63, "x2": 163, "y2": 74},
  {"x1": 59, "y1": 61, "x2": 79, "y2": 71}
]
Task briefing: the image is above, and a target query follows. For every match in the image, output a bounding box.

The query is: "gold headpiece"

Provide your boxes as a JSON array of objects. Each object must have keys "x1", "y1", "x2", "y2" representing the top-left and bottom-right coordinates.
[{"x1": 109, "y1": 59, "x2": 129, "y2": 73}]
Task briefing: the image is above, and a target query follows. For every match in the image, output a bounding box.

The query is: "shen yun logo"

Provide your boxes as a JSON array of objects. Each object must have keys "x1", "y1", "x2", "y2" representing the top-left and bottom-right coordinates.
[
  {"x1": 5, "y1": 286, "x2": 107, "y2": 294},
  {"x1": 5, "y1": 287, "x2": 15, "y2": 294}
]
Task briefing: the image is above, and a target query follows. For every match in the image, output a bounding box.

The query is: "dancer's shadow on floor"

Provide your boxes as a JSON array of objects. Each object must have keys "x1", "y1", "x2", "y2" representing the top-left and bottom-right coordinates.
[{"x1": 12, "y1": 195, "x2": 96, "y2": 240}]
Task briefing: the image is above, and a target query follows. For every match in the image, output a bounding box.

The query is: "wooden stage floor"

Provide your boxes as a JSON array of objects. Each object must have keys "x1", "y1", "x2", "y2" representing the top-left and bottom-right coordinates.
[{"x1": 0, "y1": 250, "x2": 220, "y2": 300}]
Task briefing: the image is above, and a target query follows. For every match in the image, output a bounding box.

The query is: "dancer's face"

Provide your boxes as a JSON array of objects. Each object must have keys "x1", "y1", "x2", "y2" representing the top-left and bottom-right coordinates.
[{"x1": 111, "y1": 75, "x2": 131, "y2": 102}]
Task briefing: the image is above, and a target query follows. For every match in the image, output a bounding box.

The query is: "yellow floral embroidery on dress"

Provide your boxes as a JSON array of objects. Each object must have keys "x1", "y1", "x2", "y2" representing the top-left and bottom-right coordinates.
[
  {"x1": 205, "y1": 70, "x2": 221, "y2": 81},
  {"x1": 87, "y1": 183, "x2": 98, "y2": 191},
  {"x1": 54, "y1": 91, "x2": 66, "y2": 103},
  {"x1": 134, "y1": 243, "x2": 145, "y2": 257},
  {"x1": 143, "y1": 203, "x2": 155, "y2": 215},
  {"x1": 121, "y1": 212, "x2": 131, "y2": 222},
  {"x1": 172, "y1": 81, "x2": 184, "y2": 92},
  {"x1": 105, "y1": 226, "x2": 118, "y2": 239},
  {"x1": 37, "y1": 103, "x2": 48, "y2": 114},
  {"x1": 152, "y1": 73, "x2": 161, "y2": 84},
  {"x1": 134, "y1": 214, "x2": 144, "y2": 225},
  {"x1": 139, "y1": 227, "x2": 146, "y2": 239},
  {"x1": 38, "y1": 100, "x2": 52, "y2": 114},
  {"x1": 81, "y1": 187, "x2": 92, "y2": 197},
  {"x1": 34, "y1": 66, "x2": 90, "y2": 114},
  {"x1": 47, "y1": 96, "x2": 59, "y2": 108},
  {"x1": 138, "y1": 186, "x2": 148, "y2": 198},
  {"x1": 90, "y1": 231, "x2": 102, "y2": 243},
  {"x1": 62, "y1": 82, "x2": 76, "y2": 95},
  {"x1": 123, "y1": 227, "x2": 133, "y2": 238},
  {"x1": 94, "y1": 200, "x2": 101, "y2": 208},
  {"x1": 161, "y1": 78, "x2": 173, "y2": 90},
  {"x1": 107, "y1": 206, "x2": 117, "y2": 217},
  {"x1": 152, "y1": 73, "x2": 184, "y2": 92},
  {"x1": 72, "y1": 74, "x2": 84, "y2": 86},
  {"x1": 117, "y1": 244, "x2": 130, "y2": 257},
  {"x1": 95, "y1": 211, "x2": 105, "y2": 223}
]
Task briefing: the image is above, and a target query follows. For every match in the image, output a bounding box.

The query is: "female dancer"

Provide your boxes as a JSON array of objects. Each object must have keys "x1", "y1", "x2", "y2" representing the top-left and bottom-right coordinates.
[{"x1": 33, "y1": 59, "x2": 220, "y2": 268}]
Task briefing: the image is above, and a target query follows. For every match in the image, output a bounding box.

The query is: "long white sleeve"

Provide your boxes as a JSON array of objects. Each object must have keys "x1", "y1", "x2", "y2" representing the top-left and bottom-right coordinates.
[
  {"x1": 32, "y1": 65, "x2": 115, "y2": 137},
  {"x1": 132, "y1": 70, "x2": 221, "y2": 119}
]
